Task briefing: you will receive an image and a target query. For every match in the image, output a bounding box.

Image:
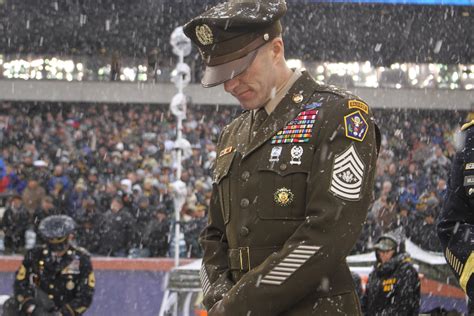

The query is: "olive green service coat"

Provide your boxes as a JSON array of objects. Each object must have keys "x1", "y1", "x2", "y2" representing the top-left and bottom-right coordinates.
[{"x1": 200, "y1": 71, "x2": 379, "y2": 315}]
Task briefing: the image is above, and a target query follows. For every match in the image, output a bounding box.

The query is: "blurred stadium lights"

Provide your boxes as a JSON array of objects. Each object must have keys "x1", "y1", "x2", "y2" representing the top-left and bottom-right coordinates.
[{"x1": 0, "y1": 55, "x2": 472, "y2": 90}]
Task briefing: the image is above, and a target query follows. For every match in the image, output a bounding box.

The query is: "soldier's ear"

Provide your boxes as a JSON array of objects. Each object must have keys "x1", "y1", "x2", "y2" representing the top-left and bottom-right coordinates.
[{"x1": 270, "y1": 37, "x2": 284, "y2": 61}]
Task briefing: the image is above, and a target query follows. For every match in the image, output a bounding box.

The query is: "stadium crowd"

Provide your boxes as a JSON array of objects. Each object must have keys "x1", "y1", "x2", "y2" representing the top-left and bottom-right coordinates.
[
  {"x1": 0, "y1": 101, "x2": 468, "y2": 258},
  {"x1": 0, "y1": 0, "x2": 468, "y2": 69}
]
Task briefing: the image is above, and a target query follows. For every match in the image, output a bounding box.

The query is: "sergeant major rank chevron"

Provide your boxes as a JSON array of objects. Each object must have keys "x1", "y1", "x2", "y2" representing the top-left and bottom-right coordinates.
[{"x1": 329, "y1": 144, "x2": 365, "y2": 201}]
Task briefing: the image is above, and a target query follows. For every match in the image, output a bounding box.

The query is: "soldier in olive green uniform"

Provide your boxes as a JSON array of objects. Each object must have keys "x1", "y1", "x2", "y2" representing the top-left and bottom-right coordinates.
[
  {"x1": 3, "y1": 215, "x2": 95, "y2": 316},
  {"x1": 184, "y1": 1, "x2": 380, "y2": 315}
]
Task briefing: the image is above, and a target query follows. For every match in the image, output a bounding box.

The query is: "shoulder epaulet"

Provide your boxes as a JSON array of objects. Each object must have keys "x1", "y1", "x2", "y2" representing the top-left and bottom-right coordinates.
[
  {"x1": 73, "y1": 245, "x2": 91, "y2": 256},
  {"x1": 315, "y1": 83, "x2": 357, "y2": 100},
  {"x1": 461, "y1": 120, "x2": 474, "y2": 131}
]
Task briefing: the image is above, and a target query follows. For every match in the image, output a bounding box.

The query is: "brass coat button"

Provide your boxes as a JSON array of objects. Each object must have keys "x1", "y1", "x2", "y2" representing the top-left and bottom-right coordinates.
[
  {"x1": 241, "y1": 171, "x2": 250, "y2": 181},
  {"x1": 240, "y1": 198, "x2": 250, "y2": 208},
  {"x1": 240, "y1": 226, "x2": 250, "y2": 237},
  {"x1": 280, "y1": 163, "x2": 288, "y2": 171}
]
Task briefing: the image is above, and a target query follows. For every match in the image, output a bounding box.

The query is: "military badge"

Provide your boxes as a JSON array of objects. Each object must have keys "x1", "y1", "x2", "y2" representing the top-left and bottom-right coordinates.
[
  {"x1": 271, "y1": 110, "x2": 318, "y2": 144},
  {"x1": 348, "y1": 100, "x2": 369, "y2": 114},
  {"x1": 464, "y1": 175, "x2": 474, "y2": 186},
  {"x1": 269, "y1": 146, "x2": 283, "y2": 162},
  {"x1": 62, "y1": 258, "x2": 80, "y2": 274},
  {"x1": 290, "y1": 146, "x2": 303, "y2": 165},
  {"x1": 195, "y1": 24, "x2": 213, "y2": 45},
  {"x1": 292, "y1": 93, "x2": 304, "y2": 103},
  {"x1": 344, "y1": 111, "x2": 368, "y2": 142},
  {"x1": 465, "y1": 162, "x2": 474, "y2": 170},
  {"x1": 329, "y1": 144, "x2": 365, "y2": 201},
  {"x1": 303, "y1": 102, "x2": 322, "y2": 110},
  {"x1": 66, "y1": 280, "x2": 75, "y2": 290},
  {"x1": 274, "y1": 187, "x2": 294, "y2": 206},
  {"x1": 219, "y1": 146, "x2": 233, "y2": 157}
]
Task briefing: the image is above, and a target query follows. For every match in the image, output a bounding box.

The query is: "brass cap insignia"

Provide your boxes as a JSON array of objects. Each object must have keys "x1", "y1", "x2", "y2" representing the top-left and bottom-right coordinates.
[
  {"x1": 274, "y1": 187, "x2": 294, "y2": 207},
  {"x1": 292, "y1": 93, "x2": 304, "y2": 104},
  {"x1": 196, "y1": 24, "x2": 213, "y2": 45}
]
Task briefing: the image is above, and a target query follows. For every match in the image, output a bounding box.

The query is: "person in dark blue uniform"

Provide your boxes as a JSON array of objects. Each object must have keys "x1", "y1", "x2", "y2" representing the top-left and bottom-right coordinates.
[
  {"x1": 3, "y1": 215, "x2": 95, "y2": 316},
  {"x1": 437, "y1": 119, "x2": 474, "y2": 300}
]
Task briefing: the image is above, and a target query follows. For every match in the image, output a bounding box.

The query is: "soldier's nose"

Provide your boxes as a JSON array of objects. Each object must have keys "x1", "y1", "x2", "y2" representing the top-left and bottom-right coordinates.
[{"x1": 224, "y1": 77, "x2": 239, "y2": 94}]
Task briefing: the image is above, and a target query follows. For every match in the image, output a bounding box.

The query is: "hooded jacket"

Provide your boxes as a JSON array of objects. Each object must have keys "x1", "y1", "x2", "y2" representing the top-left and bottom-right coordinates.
[{"x1": 362, "y1": 232, "x2": 420, "y2": 316}]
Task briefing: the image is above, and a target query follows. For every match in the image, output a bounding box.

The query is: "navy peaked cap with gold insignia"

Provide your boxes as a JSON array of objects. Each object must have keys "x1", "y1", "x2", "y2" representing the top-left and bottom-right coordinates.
[
  {"x1": 183, "y1": 0, "x2": 287, "y2": 87},
  {"x1": 39, "y1": 215, "x2": 76, "y2": 240}
]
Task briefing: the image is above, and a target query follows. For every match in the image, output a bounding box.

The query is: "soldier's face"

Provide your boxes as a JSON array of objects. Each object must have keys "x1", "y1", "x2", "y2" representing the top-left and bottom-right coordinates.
[
  {"x1": 377, "y1": 249, "x2": 395, "y2": 264},
  {"x1": 223, "y1": 42, "x2": 277, "y2": 110}
]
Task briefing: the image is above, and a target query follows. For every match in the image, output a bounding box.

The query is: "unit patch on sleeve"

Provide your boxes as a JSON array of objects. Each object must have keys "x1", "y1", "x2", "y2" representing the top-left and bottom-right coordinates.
[
  {"x1": 260, "y1": 245, "x2": 320, "y2": 286},
  {"x1": 329, "y1": 144, "x2": 365, "y2": 201},
  {"x1": 348, "y1": 100, "x2": 369, "y2": 114},
  {"x1": 271, "y1": 110, "x2": 318, "y2": 144},
  {"x1": 344, "y1": 111, "x2": 368, "y2": 142}
]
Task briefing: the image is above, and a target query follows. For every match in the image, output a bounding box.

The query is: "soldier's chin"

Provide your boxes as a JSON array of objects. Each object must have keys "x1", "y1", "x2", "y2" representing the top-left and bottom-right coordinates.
[{"x1": 239, "y1": 99, "x2": 261, "y2": 111}]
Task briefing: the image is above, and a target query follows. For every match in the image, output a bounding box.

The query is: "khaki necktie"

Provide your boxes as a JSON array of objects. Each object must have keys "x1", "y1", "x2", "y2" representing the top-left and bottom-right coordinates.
[{"x1": 251, "y1": 108, "x2": 268, "y2": 140}]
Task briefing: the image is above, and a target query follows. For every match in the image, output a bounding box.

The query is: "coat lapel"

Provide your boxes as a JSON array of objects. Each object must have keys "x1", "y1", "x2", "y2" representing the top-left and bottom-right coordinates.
[
  {"x1": 235, "y1": 111, "x2": 252, "y2": 153},
  {"x1": 242, "y1": 72, "x2": 316, "y2": 159}
]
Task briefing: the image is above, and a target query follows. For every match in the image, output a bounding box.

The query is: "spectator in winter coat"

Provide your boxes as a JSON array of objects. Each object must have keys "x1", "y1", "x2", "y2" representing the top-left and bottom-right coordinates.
[
  {"x1": 183, "y1": 204, "x2": 207, "y2": 258},
  {"x1": 75, "y1": 197, "x2": 103, "y2": 254},
  {"x1": 47, "y1": 165, "x2": 71, "y2": 194},
  {"x1": 362, "y1": 230, "x2": 420, "y2": 316},
  {"x1": 32, "y1": 196, "x2": 61, "y2": 244},
  {"x1": 351, "y1": 212, "x2": 382, "y2": 255},
  {"x1": 66, "y1": 178, "x2": 89, "y2": 219},
  {"x1": 97, "y1": 196, "x2": 135, "y2": 256},
  {"x1": 407, "y1": 194, "x2": 442, "y2": 252},
  {"x1": 21, "y1": 179, "x2": 46, "y2": 216},
  {"x1": 130, "y1": 196, "x2": 153, "y2": 248},
  {"x1": 143, "y1": 206, "x2": 170, "y2": 257},
  {"x1": 1, "y1": 194, "x2": 30, "y2": 253}
]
